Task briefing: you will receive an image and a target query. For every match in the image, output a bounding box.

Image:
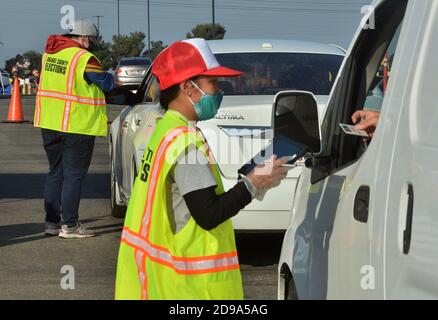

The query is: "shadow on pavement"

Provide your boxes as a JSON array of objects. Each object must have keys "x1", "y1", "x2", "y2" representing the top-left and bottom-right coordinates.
[
  {"x1": 0, "y1": 222, "x2": 46, "y2": 247},
  {"x1": 0, "y1": 219, "x2": 123, "y2": 247},
  {"x1": 0, "y1": 173, "x2": 110, "y2": 199},
  {"x1": 235, "y1": 232, "x2": 285, "y2": 267}
]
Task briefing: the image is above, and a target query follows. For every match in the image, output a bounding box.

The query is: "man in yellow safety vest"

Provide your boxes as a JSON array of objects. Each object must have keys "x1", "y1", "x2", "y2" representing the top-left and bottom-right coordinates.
[
  {"x1": 115, "y1": 38, "x2": 292, "y2": 299},
  {"x1": 34, "y1": 20, "x2": 114, "y2": 238}
]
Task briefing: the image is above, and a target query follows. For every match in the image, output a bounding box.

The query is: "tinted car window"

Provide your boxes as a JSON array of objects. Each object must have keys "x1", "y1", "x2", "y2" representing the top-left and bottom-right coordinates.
[
  {"x1": 119, "y1": 58, "x2": 151, "y2": 67},
  {"x1": 143, "y1": 76, "x2": 160, "y2": 104},
  {"x1": 215, "y1": 52, "x2": 343, "y2": 96}
]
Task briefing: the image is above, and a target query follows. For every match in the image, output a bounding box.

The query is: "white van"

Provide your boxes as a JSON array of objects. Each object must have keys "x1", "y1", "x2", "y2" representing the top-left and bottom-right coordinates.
[{"x1": 276, "y1": 0, "x2": 438, "y2": 299}]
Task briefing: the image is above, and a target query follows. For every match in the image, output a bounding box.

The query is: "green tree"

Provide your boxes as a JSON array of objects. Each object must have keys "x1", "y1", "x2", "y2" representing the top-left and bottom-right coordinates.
[
  {"x1": 143, "y1": 40, "x2": 167, "y2": 61},
  {"x1": 4, "y1": 51, "x2": 43, "y2": 74},
  {"x1": 92, "y1": 33, "x2": 112, "y2": 71},
  {"x1": 4, "y1": 56, "x2": 19, "y2": 74},
  {"x1": 111, "y1": 32, "x2": 146, "y2": 69},
  {"x1": 186, "y1": 23, "x2": 226, "y2": 40},
  {"x1": 22, "y1": 50, "x2": 43, "y2": 71}
]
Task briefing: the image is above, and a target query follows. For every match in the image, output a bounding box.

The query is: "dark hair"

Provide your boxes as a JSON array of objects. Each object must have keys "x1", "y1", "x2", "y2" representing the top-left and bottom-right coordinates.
[
  {"x1": 158, "y1": 76, "x2": 200, "y2": 110},
  {"x1": 159, "y1": 84, "x2": 180, "y2": 110}
]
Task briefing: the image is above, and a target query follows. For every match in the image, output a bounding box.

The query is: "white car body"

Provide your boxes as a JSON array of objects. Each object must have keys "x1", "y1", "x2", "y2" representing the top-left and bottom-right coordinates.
[
  {"x1": 109, "y1": 39, "x2": 345, "y2": 230},
  {"x1": 278, "y1": 0, "x2": 438, "y2": 299}
]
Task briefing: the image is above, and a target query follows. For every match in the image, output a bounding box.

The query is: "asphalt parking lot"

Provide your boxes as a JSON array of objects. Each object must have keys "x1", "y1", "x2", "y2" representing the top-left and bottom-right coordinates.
[{"x1": 0, "y1": 96, "x2": 285, "y2": 300}]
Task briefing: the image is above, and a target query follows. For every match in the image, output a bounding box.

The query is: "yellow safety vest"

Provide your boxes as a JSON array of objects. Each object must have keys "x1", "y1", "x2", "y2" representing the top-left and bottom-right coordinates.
[
  {"x1": 34, "y1": 47, "x2": 107, "y2": 136},
  {"x1": 115, "y1": 109, "x2": 243, "y2": 300}
]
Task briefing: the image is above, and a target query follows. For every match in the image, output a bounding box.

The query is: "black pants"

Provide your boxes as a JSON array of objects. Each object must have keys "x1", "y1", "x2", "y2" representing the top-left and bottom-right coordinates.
[{"x1": 41, "y1": 129, "x2": 95, "y2": 227}]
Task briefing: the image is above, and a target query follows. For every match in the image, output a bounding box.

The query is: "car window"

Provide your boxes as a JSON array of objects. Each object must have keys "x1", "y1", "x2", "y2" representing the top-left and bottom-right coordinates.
[
  {"x1": 215, "y1": 52, "x2": 343, "y2": 96},
  {"x1": 313, "y1": 0, "x2": 408, "y2": 183},
  {"x1": 363, "y1": 24, "x2": 401, "y2": 112},
  {"x1": 143, "y1": 75, "x2": 160, "y2": 104},
  {"x1": 119, "y1": 58, "x2": 151, "y2": 67}
]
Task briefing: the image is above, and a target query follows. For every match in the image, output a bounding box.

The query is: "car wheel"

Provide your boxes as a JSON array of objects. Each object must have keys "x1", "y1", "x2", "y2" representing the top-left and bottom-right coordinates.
[
  {"x1": 110, "y1": 142, "x2": 127, "y2": 218},
  {"x1": 280, "y1": 264, "x2": 298, "y2": 300}
]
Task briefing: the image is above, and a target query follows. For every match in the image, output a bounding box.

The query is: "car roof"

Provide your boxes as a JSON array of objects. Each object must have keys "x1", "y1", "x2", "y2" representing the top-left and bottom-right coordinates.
[{"x1": 207, "y1": 39, "x2": 346, "y2": 56}]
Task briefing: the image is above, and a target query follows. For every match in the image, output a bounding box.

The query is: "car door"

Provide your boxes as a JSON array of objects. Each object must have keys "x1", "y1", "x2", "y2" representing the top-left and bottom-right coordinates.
[
  {"x1": 291, "y1": 0, "x2": 409, "y2": 299},
  {"x1": 119, "y1": 69, "x2": 152, "y2": 193},
  {"x1": 120, "y1": 71, "x2": 161, "y2": 198},
  {"x1": 377, "y1": 0, "x2": 438, "y2": 299}
]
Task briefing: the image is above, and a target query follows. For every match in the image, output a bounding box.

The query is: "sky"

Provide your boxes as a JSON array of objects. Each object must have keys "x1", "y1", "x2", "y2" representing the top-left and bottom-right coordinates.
[{"x1": 0, "y1": 0, "x2": 373, "y2": 68}]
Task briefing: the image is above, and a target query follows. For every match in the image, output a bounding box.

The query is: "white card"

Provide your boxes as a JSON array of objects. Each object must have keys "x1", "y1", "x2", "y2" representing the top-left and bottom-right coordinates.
[{"x1": 339, "y1": 123, "x2": 369, "y2": 137}]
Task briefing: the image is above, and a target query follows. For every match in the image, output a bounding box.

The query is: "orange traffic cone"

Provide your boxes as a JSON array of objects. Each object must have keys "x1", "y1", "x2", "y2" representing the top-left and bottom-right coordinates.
[{"x1": 3, "y1": 77, "x2": 25, "y2": 123}]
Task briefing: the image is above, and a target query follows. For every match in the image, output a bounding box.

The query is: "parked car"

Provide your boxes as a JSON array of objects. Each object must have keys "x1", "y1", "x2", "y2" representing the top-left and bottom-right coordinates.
[
  {"x1": 114, "y1": 57, "x2": 152, "y2": 89},
  {"x1": 108, "y1": 39, "x2": 345, "y2": 232},
  {"x1": 278, "y1": 0, "x2": 438, "y2": 299}
]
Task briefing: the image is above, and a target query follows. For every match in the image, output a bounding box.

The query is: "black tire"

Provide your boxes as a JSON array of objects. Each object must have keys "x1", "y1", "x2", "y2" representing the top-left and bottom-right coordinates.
[{"x1": 110, "y1": 143, "x2": 127, "y2": 218}]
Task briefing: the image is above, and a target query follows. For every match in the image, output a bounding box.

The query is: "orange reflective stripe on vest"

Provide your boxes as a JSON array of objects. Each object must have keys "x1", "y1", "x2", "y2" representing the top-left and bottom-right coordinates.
[
  {"x1": 61, "y1": 49, "x2": 87, "y2": 131},
  {"x1": 122, "y1": 227, "x2": 240, "y2": 274},
  {"x1": 37, "y1": 90, "x2": 106, "y2": 106},
  {"x1": 140, "y1": 127, "x2": 194, "y2": 237}
]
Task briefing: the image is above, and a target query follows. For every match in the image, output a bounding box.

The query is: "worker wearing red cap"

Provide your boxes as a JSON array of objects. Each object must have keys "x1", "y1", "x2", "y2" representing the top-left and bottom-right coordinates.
[{"x1": 115, "y1": 38, "x2": 291, "y2": 300}]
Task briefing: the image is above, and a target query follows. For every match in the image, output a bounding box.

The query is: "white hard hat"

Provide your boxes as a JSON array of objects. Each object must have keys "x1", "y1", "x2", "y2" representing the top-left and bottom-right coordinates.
[{"x1": 67, "y1": 20, "x2": 98, "y2": 37}]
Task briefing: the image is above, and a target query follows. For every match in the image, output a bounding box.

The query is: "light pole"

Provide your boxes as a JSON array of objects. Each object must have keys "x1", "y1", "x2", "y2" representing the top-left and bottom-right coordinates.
[
  {"x1": 147, "y1": 0, "x2": 151, "y2": 52},
  {"x1": 212, "y1": 0, "x2": 215, "y2": 39},
  {"x1": 0, "y1": 42, "x2": 5, "y2": 93},
  {"x1": 117, "y1": 0, "x2": 120, "y2": 36},
  {"x1": 93, "y1": 15, "x2": 104, "y2": 34}
]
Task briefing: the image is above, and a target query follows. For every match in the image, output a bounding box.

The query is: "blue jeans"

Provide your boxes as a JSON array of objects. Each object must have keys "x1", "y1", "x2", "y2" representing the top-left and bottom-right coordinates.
[{"x1": 41, "y1": 129, "x2": 95, "y2": 227}]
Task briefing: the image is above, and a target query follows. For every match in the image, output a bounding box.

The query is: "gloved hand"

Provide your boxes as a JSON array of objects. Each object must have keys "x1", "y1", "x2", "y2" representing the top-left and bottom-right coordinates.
[{"x1": 244, "y1": 155, "x2": 293, "y2": 201}]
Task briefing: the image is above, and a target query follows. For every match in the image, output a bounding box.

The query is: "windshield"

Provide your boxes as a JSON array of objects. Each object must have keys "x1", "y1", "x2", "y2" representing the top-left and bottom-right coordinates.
[
  {"x1": 215, "y1": 52, "x2": 343, "y2": 96},
  {"x1": 119, "y1": 58, "x2": 151, "y2": 67}
]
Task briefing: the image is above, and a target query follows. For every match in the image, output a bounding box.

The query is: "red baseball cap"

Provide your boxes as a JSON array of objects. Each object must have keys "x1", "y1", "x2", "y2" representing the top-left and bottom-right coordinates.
[{"x1": 152, "y1": 38, "x2": 243, "y2": 90}]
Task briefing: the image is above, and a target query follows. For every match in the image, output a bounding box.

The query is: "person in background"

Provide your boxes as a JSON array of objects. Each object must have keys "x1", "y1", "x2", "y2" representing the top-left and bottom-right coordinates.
[
  {"x1": 352, "y1": 71, "x2": 386, "y2": 138},
  {"x1": 30, "y1": 69, "x2": 40, "y2": 93},
  {"x1": 34, "y1": 19, "x2": 114, "y2": 238}
]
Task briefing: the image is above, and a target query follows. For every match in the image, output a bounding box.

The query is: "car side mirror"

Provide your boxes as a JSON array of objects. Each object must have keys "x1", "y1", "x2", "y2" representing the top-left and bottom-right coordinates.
[
  {"x1": 273, "y1": 91, "x2": 321, "y2": 153},
  {"x1": 105, "y1": 87, "x2": 138, "y2": 106}
]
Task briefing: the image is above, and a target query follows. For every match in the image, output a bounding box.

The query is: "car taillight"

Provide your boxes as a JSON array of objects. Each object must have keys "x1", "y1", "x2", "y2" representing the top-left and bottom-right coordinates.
[{"x1": 115, "y1": 68, "x2": 122, "y2": 75}]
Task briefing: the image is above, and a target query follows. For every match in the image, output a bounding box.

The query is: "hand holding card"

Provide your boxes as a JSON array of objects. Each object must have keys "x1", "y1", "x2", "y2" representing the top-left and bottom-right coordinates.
[
  {"x1": 339, "y1": 123, "x2": 370, "y2": 138},
  {"x1": 351, "y1": 110, "x2": 380, "y2": 138}
]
